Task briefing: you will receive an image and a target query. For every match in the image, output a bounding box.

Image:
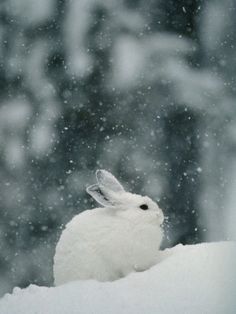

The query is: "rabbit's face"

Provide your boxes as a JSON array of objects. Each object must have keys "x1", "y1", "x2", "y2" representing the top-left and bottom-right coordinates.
[
  {"x1": 115, "y1": 192, "x2": 164, "y2": 225},
  {"x1": 87, "y1": 169, "x2": 164, "y2": 226}
]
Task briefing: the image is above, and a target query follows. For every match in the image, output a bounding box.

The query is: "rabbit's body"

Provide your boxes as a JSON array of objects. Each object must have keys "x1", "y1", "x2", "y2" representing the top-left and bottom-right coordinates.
[{"x1": 53, "y1": 171, "x2": 164, "y2": 285}]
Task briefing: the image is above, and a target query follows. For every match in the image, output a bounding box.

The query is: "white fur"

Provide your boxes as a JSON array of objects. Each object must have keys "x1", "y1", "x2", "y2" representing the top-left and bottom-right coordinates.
[{"x1": 53, "y1": 170, "x2": 164, "y2": 285}]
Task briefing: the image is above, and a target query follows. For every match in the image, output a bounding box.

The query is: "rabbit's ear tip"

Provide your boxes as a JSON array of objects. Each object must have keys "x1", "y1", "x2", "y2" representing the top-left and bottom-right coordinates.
[
  {"x1": 96, "y1": 169, "x2": 107, "y2": 174},
  {"x1": 95, "y1": 169, "x2": 125, "y2": 192},
  {"x1": 96, "y1": 169, "x2": 110, "y2": 178}
]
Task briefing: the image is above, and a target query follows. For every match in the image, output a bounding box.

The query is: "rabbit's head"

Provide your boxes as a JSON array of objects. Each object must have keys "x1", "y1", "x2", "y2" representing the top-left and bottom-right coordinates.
[{"x1": 86, "y1": 170, "x2": 164, "y2": 225}]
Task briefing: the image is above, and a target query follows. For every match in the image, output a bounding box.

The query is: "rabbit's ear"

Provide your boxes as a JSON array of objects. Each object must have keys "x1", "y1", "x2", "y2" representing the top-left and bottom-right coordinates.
[
  {"x1": 86, "y1": 184, "x2": 114, "y2": 207},
  {"x1": 96, "y1": 170, "x2": 125, "y2": 193}
]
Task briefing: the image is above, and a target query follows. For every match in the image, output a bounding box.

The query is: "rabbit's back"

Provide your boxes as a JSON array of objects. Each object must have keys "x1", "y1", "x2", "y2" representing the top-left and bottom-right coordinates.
[{"x1": 53, "y1": 209, "x2": 114, "y2": 285}]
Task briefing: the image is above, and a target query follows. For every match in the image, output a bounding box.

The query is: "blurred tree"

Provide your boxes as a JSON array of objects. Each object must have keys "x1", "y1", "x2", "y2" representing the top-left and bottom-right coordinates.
[
  {"x1": 198, "y1": 0, "x2": 236, "y2": 241},
  {"x1": 155, "y1": 0, "x2": 203, "y2": 245}
]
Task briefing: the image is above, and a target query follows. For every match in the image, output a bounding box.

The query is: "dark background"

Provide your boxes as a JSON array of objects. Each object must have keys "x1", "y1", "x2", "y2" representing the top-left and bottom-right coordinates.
[{"x1": 0, "y1": 0, "x2": 236, "y2": 296}]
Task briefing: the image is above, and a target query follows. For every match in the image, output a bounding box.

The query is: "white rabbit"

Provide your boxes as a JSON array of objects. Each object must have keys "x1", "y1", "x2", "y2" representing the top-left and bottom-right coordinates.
[{"x1": 53, "y1": 170, "x2": 164, "y2": 285}]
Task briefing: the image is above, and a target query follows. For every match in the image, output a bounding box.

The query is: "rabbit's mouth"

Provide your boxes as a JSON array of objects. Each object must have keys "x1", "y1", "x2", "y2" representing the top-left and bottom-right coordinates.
[{"x1": 147, "y1": 212, "x2": 164, "y2": 225}]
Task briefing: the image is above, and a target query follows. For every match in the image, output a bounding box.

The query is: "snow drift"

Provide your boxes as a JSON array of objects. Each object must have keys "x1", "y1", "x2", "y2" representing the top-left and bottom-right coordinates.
[{"x1": 0, "y1": 242, "x2": 235, "y2": 314}]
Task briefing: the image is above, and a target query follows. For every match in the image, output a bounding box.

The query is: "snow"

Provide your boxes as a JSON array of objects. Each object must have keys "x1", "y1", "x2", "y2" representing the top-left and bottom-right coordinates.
[
  {"x1": 63, "y1": 0, "x2": 144, "y2": 78},
  {"x1": 112, "y1": 35, "x2": 144, "y2": 88},
  {"x1": 111, "y1": 33, "x2": 193, "y2": 89},
  {"x1": 63, "y1": 0, "x2": 94, "y2": 77},
  {"x1": 7, "y1": 0, "x2": 54, "y2": 25},
  {"x1": 0, "y1": 242, "x2": 235, "y2": 314},
  {"x1": 0, "y1": 100, "x2": 32, "y2": 130},
  {"x1": 201, "y1": 1, "x2": 227, "y2": 52},
  {"x1": 0, "y1": 99, "x2": 32, "y2": 169}
]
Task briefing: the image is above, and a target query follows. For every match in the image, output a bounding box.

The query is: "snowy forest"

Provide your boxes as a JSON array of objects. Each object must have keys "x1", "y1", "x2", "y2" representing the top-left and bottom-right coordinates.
[{"x1": 0, "y1": 0, "x2": 236, "y2": 297}]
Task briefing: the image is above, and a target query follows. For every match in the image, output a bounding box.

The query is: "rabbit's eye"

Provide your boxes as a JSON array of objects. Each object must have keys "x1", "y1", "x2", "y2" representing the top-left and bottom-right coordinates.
[{"x1": 140, "y1": 204, "x2": 148, "y2": 210}]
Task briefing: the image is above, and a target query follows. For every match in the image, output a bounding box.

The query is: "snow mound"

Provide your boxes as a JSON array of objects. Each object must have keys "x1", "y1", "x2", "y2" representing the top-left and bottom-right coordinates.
[{"x1": 0, "y1": 242, "x2": 235, "y2": 314}]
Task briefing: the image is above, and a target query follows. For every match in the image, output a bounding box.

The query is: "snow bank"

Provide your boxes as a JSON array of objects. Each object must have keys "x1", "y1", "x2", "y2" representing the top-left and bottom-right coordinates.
[{"x1": 0, "y1": 242, "x2": 235, "y2": 314}]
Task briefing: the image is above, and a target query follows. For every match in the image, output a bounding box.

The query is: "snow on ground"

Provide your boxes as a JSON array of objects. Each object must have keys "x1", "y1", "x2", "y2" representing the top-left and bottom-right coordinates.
[{"x1": 0, "y1": 242, "x2": 235, "y2": 314}]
